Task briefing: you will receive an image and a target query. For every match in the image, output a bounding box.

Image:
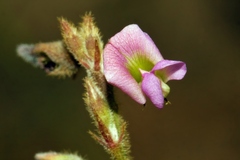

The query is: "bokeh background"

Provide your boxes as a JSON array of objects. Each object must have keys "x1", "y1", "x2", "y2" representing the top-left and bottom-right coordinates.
[{"x1": 1, "y1": 0, "x2": 240, "y2": 159}]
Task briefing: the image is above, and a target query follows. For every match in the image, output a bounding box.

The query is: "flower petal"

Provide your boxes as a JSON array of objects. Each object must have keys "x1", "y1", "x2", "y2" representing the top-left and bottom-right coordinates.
[
  {"x1": 103, "y1": 24, "x2": 164, "y2": 105},
  {"x1": 152, "y1": 60, "x2": 187, "y2": 82},
  {"x1": 108, "y1": 24, "x2": 163, "y2": 64},
  {"x1": 104, "y1": 41, "x2": 146, "y2": 105},
  {"x1": 141, "y1": 72, "x2": 164, "y2": 108}
]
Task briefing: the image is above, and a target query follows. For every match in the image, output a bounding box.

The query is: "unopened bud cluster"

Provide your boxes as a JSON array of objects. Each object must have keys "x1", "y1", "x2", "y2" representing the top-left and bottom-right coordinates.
[{"x1": 17, "y1": 13, "x2": 131, "y2": 160}]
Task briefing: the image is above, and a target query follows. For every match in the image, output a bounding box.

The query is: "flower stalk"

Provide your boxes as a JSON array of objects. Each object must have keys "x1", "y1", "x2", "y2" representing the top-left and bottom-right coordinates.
[
  {"x1": 58, "y1": 14, "x2": 131, "y2": 159},
  {"x1": 17, "y1": 13, "x2": 132, "y2": 160}
]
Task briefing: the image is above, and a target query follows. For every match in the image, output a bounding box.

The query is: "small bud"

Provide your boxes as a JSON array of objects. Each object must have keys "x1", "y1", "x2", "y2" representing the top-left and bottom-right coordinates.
[
  {"x1": 35, "y1": 152, "x2": 84, "y2": 160},
  {"x1": 59, "y1": 13, "x2": 103, "y2": 72},
  {"x1": 80, "y1": 13, "x2": 103, "y2": 72},
  {"x1": 59, "y1": 18, "x2": 92, "y2": 70},
  {"x1": 17, "y1": 41, "x2": 79, "y2": 77}
]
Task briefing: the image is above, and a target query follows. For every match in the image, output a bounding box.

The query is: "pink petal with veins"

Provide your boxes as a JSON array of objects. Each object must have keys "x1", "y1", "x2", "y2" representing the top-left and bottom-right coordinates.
[
  {"x1": 104, "y1": 39, "x2": 146, "y2": 105},
  {"x1": 108, "y1": 24, "x2": 163, "y2": 64},
  {"x1": 152, "y1": 60, "x2": 187, "y2": 82},
  {"x1": 141, "y1": 72, "x2": 164, "y2": 108}
]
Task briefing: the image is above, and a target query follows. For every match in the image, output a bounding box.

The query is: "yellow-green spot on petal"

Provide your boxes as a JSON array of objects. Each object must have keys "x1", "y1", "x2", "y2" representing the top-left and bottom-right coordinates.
[{"x1": 125, "y1": 52, "x2": 155, "y2": 83}]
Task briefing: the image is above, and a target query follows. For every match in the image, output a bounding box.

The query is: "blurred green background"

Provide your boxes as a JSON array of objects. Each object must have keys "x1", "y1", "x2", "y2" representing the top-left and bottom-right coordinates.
[{"x1": 1, "y1": 0, "x2": 240, "y2": 159}]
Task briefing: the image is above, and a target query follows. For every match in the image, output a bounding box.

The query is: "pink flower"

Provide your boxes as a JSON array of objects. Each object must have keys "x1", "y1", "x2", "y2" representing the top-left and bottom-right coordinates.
[{"x1": 103, "y1": 24, "x2": 187, "y2": 108}]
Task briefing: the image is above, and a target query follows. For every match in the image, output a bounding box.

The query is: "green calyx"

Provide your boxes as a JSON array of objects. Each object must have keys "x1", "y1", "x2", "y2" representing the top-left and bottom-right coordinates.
[
  {"x1": 125, "y1": 52, "x2": 154, "y2": 83},
  {"x1": 161, "y1": 81, "x2": 170, "y2": 97}
]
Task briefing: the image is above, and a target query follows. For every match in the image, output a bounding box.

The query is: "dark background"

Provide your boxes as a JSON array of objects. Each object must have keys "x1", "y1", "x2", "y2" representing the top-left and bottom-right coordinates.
[{"x1": 1, "y1": 0, "x2": 240, "y2": 159}]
